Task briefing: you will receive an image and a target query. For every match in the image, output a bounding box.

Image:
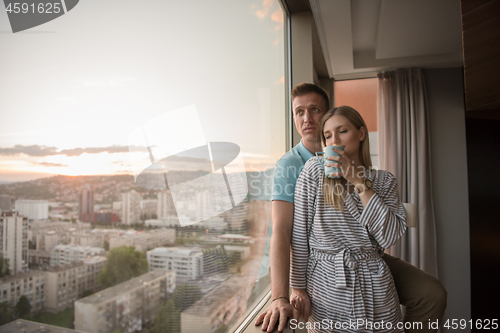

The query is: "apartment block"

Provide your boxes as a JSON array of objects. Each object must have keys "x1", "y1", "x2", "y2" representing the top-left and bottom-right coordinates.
[
  {"x1": 79, "y1": 184, "x2": 94, "y2": 222},
  {"x1": 121, "y1": 190, "x2": 141, "y2": 225},
  {"x1": 147, "y1": 247, "x2": 203, "y2": 283},
  {"x1": 157, "y1": 190, "x2": 175, "y2": 219},
  {"x1": 0, "y1": 211, "x2": 28, "y2": 274},
  {"x1": 28, "y1": 249, "x2": 51, "y2": 269},
  {"x1": 44, "y1": 256, "x2": 106, "y2": 312},
  {"x1": 0, "y1": 270, "x2": 45, "y2": 313},
  {"x1": 28, "y1": 221, "x2": 91, "y2": 252},
  {"x1": 71, "y1": 232, "x2": 105, "y2": 248},
  {"x1": 140, "y1": 199, "x2": 158, "y2": 219},
  {"x1": 50, "y1": 245, "x2": 104, "y2": 267},
  {"x1": 145, "y1": 215, "x2": 180, "y2": 228},
  {"x1": 74, "y1": 270, "x2": 174, "y2": 333},
  {"x1": 14, "y1": 200, "x2": 49, "y2": 220},
  {"x1": 108, "y1": 228, "x2": 175, "y2": 252},
  {"x1": 0, "y1": 194, "x2": 13, "y2": 212}
]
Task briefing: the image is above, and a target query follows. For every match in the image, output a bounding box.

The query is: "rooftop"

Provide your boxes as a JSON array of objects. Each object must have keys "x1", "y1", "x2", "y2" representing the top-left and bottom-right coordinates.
[
  {"x1": 0, "y1": 270, "x2": 45, "y2": 284},
  {"x1": 83, "y1": 256, "x2": 107, "y2": 265},
  {"x1": 76, "y1": 270, "x2": 170, "y2": 305},
  {"x1": 0, "y1": 319, "x2": 85, "y2": 333},
  {"x1": 0, "y1": 211, "x2": 27, "y2": 219},
  {"x1": 218, "y1": 234, "x2": 251, "y2": 240},
  {"x1": 44, "y1": 261, "x2": 84, "y2": 273},
  {"x1": 52, "y1": 245, "x2": 104, "y2": 252},
  {"x1": 147, "y1": 247, "x2": 202, "y2": 256}
]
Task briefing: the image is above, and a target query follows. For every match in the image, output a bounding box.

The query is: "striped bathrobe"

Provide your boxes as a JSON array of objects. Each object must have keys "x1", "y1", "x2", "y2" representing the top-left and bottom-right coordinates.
[{"x1": 290, "y1": 157, "x2": 407, "y2": 332}]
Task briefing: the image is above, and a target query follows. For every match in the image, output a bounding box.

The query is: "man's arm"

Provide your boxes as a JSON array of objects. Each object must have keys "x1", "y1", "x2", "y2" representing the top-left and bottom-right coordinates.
[{"x1": 254, "y1": 200, "x2": 297, "y2": 332}]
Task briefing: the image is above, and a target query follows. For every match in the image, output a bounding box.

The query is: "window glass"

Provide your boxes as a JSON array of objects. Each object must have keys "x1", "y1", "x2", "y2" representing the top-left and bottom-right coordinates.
[
  {"x1": 1, "y1": 0, "x2": 287, "y2": 332},
  {"x1": 334, "y1": 78, "x2": 379, "y2": 168}
]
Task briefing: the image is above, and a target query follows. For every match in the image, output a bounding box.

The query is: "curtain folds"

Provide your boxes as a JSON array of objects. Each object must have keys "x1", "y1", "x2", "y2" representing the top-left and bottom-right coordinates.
[{"x1": 377, "y1": 68, "x2": 438, "y2": 278}]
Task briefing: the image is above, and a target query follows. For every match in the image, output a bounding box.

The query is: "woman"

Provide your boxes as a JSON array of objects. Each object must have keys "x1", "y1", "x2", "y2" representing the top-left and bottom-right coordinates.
[{"x1": 290, "y1": 106, "x2": 407, "y2": 332}]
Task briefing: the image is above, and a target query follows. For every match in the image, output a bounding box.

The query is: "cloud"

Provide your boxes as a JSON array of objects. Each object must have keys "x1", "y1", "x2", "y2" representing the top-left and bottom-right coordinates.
[
  {"x1": 254, "y1": 0, "x2": 274, "y2": 20},
  {"x1": 59, "y1": 145, "x2": 133, "y2": 156},
  {"x1": 0, "y1": 145, "x2": 59, "y2": 156},
  {"x1": 35, "y1": 162, "x2": 69, "y2": 167},
  {"x1": 0, "y1": 144, "x2": 144, "y2": 157},
  {"x1": 271, "y1": 9, "x2": 283, "y2": 24}
]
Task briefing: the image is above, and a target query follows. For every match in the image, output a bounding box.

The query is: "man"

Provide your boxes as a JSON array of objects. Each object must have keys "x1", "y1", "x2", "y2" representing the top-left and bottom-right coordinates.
[{"x1": 254, "y1": 83, "x2": 447, "y2": 332}]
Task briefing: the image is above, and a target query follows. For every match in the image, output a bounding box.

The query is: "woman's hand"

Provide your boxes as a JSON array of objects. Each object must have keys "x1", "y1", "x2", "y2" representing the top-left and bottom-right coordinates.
[
  {"x1": 325, "y1": 147, "x2": 363, "y2": 186},
  {"x1": 255, "y1": 297, "x2": 298, "y2": 332},
  {"x1": 290, "y1": 288, "x2": 312, "y2": 322}
]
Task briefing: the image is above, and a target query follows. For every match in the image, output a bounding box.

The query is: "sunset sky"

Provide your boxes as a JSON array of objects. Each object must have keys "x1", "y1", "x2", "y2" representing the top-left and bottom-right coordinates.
[{"x1": 0, "y1": 0, "x2": 286, "y2": 182}]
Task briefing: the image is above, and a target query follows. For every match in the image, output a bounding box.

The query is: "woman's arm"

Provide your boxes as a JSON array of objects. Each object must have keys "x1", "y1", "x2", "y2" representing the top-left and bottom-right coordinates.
[
  {"x1": 290, "y1": 164, "x2": 318, "y2": 289},
  {"x1": 356, "y1": 171, "x2": 407, "y2": 249}
]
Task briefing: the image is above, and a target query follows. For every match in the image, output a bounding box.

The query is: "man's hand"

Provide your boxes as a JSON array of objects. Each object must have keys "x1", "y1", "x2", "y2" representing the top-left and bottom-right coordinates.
[
  {"x1": 290, "y1": 289, "x2": 311, "y2": 322},
  {"x1": 254, "y1": 298, "x2": 298, "y2": 332}
]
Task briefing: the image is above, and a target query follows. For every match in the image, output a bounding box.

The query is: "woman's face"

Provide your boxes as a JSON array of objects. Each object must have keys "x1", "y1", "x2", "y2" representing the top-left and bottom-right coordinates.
[{"x1": 323, "y1": 114, "x2": 366, "y2": 160}]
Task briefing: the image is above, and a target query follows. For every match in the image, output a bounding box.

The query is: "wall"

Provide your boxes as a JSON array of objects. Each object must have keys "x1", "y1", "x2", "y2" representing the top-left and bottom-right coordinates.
[
  {"x1": 291, "y1": 11, "x2": 315, "y2": 147},
  {"x1": 425, "y1": 68, "x2": 471, "y2": 330}
]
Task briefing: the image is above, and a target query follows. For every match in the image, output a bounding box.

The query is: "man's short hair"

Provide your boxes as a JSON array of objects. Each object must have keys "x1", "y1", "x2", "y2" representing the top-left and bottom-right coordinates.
[{"x1": 291, "y1": 82, "x2": 330, "y2": 110}]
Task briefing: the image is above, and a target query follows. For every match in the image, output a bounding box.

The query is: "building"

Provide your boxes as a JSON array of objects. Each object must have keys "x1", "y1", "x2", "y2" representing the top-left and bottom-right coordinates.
[
  {"x1": 224, "y1": 245, "x2": 250, "y2": 261},
  {"x1": 43, "y1": 256, "x2": 106, "y2": 312},
  {"x1": 147, "y1": 247, "x2": 203, "y2": 283},
  {"x1": 71, "y1": 232, "x2": 105, "y2": 248},
  {"x1": 157, "y1": 190, "x2": 175, "y2": 219},
  {"x1": 145, "y1": 215, "x2": 180, "y2": 228},
  {"x1": 28, "y1": 221, "x2": 91, "y2": 252},
  {"x1": 108, "y1": 228, "x2": 175, "y2": 252},
  {"x1": 0, "y1": 270, "x2": 45, "y2": 313},
  {"x1": 50, "y1": 245, "x2": 104, "y2": 267},
  {"x1": 181, "y1": 275, "x2": 249, "y2": 333},
  {"x1": 217, "y1": 234, "x2": 252, "y2": 244},
  {"x1": 224, "y1": 199, "x2": 249, "y2": 233},
  {"x1": 140, "y1": 199, "x2": 158, "y2": 220},
  {"x1": 74, "y1": 270, "x2": 174, "y2": 333},
  {"x1": 79, "y1": 185, "x2": 94, "y2": 222},
  {"x1": 28, "y1": 249, "x2": 51, "y2": 268},
  {"x1": 199, "y1": 216, "x2": 227, "y2": 232},
  {"x1": 0, "y1": 211, "x2": 28, "y2": 274},
  {"x1": 0, "y1": 194, "x2": 13, "y2": 212},
  {"x1": 0, "y1": 319, "x2": 85, "y2": 333},
  {"x1": 14, "y1": 200, "x2": 48, "y2": 220},
  {"x1": 121, "y1": 190, "x2": 141, "y2": 225}
]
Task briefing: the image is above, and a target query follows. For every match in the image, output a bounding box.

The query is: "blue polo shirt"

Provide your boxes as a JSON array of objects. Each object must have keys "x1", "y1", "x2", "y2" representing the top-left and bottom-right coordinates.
[{"x1": 272, "y1": 139, "x2": 315, "y2": 203}]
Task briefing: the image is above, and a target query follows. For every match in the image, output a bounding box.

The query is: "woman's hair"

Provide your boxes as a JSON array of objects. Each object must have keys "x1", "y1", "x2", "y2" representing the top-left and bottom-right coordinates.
[{"x1": 318, "y1": 106, "x2": 372, "y2": 210}]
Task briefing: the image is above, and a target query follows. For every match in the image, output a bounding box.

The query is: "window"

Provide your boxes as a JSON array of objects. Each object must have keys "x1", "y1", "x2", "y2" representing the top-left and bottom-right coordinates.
[
  {"x1": 334, "y1": 78, "x2": 379, "y2": 168},
  {"x1": 1, "y1": 0, "x2": 288, "y2": 332}
]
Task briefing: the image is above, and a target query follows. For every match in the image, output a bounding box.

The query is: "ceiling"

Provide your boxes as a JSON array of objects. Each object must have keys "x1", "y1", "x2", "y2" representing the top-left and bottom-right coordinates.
[{"x1": 307, "y1": 0, "x2": 464, "y2": 80}]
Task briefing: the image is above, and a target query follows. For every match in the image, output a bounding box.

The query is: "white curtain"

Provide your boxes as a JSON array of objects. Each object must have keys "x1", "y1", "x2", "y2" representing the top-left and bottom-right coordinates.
[{"x1": 377, "y1": 68, "x2": 439, "y2": 277}]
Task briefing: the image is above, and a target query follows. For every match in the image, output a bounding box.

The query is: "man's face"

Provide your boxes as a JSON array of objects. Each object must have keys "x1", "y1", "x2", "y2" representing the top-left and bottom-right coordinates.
[{"x1": 292, "y1": 93, "x2": 327, "y2": 143}]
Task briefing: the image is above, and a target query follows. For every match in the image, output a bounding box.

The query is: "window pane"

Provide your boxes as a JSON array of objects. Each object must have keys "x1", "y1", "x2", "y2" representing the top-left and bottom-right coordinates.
[
  {"x1": 334, "y1": 78, "x2": 379, "y2": 168},
  {"x1": 0, "y1": 0, "x2": 287, "y2": 332}
]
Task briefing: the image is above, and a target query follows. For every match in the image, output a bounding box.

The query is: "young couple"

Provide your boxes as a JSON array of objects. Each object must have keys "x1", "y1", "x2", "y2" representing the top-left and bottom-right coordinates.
[{"x1": 255, "y1": 83, "x2": 447, "y2": 332}]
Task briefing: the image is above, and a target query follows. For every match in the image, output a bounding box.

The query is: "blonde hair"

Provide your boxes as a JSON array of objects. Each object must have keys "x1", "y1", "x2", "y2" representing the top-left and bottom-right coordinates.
[{"x1": 318, "y1": 106, "x2": 372, "y2": 210}]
